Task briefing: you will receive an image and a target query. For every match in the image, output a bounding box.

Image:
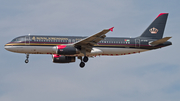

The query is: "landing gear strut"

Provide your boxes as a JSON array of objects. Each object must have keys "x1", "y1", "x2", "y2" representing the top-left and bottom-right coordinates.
[
  {"x1": 78, "y1": 56, "x2": 89, "y2": 68},
  {"x1": 25, "y1": 54, "x2": 29, "y2": 63}
]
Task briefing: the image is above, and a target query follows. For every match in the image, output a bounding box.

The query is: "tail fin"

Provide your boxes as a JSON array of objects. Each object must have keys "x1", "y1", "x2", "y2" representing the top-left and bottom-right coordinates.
[{"x1": 139, "y1": 13, "x2": 168, "y2": 39}]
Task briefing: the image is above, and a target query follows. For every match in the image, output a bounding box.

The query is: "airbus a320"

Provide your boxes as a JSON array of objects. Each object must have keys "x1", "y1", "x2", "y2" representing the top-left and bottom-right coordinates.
[{"x1": 4, "y1": 13, "x2": 172, "y2": 68}]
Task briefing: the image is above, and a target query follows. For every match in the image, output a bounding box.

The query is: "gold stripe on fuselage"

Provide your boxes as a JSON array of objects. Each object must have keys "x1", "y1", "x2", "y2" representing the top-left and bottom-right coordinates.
[
  {"x1": 5, "y1": 43, "x2": 62, "y2": 46},
  {"x1": 5, "y1": 42, "x2": 138, "y2": 48}
]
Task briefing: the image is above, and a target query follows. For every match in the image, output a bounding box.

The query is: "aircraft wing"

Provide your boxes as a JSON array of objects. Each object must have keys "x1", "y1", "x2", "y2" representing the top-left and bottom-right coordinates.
[{"x1": 73, "y1": 27, "x2": 114, "y2": 52}]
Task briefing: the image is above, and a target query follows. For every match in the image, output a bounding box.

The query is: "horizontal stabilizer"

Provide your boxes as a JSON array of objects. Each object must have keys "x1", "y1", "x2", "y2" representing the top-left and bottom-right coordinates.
[{"x1": 150, "y1": 37, "x2": 172, "y2": 46}]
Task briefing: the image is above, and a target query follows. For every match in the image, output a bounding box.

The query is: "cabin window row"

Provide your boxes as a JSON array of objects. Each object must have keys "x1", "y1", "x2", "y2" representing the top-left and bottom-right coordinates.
[
  {"x1": 34, "y1": 40, "x2": 69, "y2": 42},
  {"x1": 32, "y1": 39, "x2": 130, "y2": 44},
  {"x1": 99, "y1": 41, "x2": 130, "y2": 44}
]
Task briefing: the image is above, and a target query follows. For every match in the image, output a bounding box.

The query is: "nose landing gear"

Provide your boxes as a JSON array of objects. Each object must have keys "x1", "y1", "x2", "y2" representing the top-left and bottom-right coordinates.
[{"x1": 25, "y1": 54, "x2": 29, "y2": 63}]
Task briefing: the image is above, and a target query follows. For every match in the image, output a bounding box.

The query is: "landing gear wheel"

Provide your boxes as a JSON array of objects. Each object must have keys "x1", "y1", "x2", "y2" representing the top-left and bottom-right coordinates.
[
  {"x1": 25, "y1": 59, "x2": 29, "y2": 63},
  {"x1": 25, "y1": 53, "x2": 29, "y2": 63},
  {"x1": 79, "y1": 62, "x2": 85, "y2": 68},
  {"x1": 83, "y1": 56, "x2": 89, "y2": 62}
]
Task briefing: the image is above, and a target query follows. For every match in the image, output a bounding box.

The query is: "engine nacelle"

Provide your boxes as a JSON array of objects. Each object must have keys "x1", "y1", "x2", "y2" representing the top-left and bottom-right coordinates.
[
  {"x1": 52, "y1": 54, "x2": 75, "y2": 63},
  {"x1": 56, "y1": 45, "x2": 79, "y2": 55}
]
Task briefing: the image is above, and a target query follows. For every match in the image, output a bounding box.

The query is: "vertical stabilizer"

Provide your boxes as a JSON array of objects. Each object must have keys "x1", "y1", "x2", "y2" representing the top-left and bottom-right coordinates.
[{"x1": 139, "y1": 13, "x2": 168, "y2": 39}]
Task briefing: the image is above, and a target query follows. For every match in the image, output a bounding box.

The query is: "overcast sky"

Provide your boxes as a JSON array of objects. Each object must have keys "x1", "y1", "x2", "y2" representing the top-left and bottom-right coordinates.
[{"x1": 0, "y1": 0, "x2": 180, "y2": 101}]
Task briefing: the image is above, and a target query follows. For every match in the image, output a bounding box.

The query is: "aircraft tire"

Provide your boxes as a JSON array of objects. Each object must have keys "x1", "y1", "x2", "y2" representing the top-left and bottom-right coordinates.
[
  {"x1": 25, "y1": 59, "x2": 29, "y2": 63},
  {"x1": 83, "y1": 56, "x2": 88, "y2": 62},
  {"x1": 80, "y1": 62, "x2": 85, "y2": 68}
]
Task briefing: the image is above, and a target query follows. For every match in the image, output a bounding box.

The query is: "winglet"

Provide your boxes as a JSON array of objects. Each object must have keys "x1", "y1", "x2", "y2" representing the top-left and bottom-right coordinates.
[{"x1": 109, "y1": 27, "x2": 114, "y2": 32}]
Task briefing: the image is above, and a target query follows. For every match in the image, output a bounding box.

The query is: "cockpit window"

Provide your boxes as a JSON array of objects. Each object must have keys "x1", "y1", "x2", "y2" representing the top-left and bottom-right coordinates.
[
  {"x1": 11, "y1": 37, "x2": 25, "y2": 42},
  {"x1": 11, "y1": 38, "x2": 17, "y2": 42}
]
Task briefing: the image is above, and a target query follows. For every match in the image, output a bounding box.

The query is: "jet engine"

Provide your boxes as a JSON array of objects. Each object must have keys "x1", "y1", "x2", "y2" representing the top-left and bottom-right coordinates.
[
  {"x1": 56, "y1": 45, "x2": 79, "y2": 55},
  {"x1": 52, "y1": 54, "x2": 76, "y2": 63}
]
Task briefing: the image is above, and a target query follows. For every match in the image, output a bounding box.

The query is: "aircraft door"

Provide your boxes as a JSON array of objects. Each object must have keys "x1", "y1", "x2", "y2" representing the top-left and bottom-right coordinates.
[
  {"x1": 25, "y1": 35, "x2": 30, "y2": 45},
  {"x1": 135, "y1": 39, "x2": 140, "y2": 47}
]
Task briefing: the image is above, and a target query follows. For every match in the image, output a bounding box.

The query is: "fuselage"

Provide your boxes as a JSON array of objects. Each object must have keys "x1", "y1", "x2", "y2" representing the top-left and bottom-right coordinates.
[{"x1": 4, "y1": 35, "x2": 172, "y2": 57}]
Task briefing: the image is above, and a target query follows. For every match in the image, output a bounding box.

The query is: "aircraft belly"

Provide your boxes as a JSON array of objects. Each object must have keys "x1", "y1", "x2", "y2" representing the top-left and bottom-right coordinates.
[
  {"x1": 86, "y1": 47, "x2": 148, "y2": 56},
  {"x1": 100, "y1": 48, "x2": 147, "y2": 54},
  {"x1": 71, "y1": 47, "x2": 148, "y2": 57}
]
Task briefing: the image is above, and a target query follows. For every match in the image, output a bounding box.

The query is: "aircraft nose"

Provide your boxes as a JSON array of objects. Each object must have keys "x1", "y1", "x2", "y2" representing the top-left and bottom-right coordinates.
[
  {"x1": 4, "y1": 45, "x2": 10, "y2": 51},
  {"x1": 4, "y1": 44, "x2": 13, "y2": 51}
]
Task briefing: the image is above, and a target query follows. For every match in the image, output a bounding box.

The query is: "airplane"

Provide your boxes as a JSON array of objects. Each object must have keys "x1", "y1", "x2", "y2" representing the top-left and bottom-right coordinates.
[{"x1": 4, "y1": 13, "x2": 172, "y2": 68}]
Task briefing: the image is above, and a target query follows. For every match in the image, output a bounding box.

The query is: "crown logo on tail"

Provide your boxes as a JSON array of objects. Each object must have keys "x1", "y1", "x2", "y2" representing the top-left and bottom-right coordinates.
[{"x1": 149, "y1": 27, "x2": 158, "y2": 34}]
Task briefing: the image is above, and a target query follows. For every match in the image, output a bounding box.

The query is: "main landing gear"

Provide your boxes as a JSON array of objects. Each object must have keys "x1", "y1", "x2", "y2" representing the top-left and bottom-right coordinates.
[
  {"x1": 83, "y1": 56, "x2": 88, "y2": 62},
  {"x1": 25, "y1": 54, "x2": 29, "y2": 63},
  {"x1": 78, "y1": 56, "x2": 89, "y2": 68}
]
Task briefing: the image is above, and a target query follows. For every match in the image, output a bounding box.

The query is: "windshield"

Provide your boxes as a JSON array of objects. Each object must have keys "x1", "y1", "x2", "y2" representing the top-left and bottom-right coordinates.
[{"x1": 11, "y1": 37, "x2": 25, "y2": 42}]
